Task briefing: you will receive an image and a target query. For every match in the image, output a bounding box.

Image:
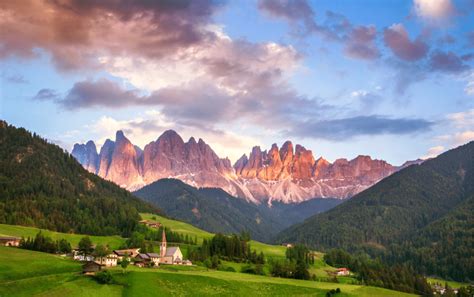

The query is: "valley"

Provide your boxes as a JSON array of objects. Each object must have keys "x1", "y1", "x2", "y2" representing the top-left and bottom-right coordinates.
[{"x1": 0, "y1": 215, "x2": 419, "y2": 297}]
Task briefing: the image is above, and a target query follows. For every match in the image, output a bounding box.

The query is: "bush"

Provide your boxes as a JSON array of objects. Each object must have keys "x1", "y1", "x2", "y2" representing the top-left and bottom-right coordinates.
[
  {"x1": 94, "y1": 270, "x2": 113, "y2": 284},
  {"x1": 225, "y1": 267, "x2": 236, "y2": 272}
]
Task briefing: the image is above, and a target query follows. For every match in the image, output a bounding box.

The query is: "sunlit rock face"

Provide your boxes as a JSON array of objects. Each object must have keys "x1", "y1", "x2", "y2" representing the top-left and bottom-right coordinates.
[
  {"x1": 72, "y1": 131, "x2": 407, "y2": 204},
  {"x1": 232, "y1": 142, "x2": 398, "y2": 203}
]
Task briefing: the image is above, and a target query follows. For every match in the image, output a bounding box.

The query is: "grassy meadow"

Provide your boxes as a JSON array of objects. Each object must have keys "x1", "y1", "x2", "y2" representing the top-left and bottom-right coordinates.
[
  {"x1": 0, "y1": 224, "x2": 126, "y2": 250},
  {"x1": 0, "y1": 246, "x2": 417, "y2": 297}
]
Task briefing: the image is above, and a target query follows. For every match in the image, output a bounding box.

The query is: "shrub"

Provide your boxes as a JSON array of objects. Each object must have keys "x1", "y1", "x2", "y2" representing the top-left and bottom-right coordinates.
[{"x1": 94, "y1": 270, "x2": 113, "y2": 284}]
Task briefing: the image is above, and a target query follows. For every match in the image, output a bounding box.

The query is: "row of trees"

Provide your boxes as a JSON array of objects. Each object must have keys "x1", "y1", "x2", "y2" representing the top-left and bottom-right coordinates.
[
  {"x1": 270, "y1": 245, "x2": 313, "y2": 280},
  {"x1": 20, "y1": 232, "x2": 72, "y2": 254},
  {"x1": 324, "y1": 249, "x2": 433, "y2": 295},
  {"x1": 188, "y1": 233, "x2": 264, "y2": 264}
]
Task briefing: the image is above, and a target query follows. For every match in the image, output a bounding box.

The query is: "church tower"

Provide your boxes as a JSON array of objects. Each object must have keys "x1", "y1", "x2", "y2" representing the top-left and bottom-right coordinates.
[{"x1": 160, "y1": 229, "x2": 167, "y2": 258}]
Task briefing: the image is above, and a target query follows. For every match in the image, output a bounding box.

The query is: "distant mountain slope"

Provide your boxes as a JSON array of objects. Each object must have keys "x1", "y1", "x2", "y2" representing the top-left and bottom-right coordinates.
[
  {"x1": 133, "y1": 178, "x2": 282, "y2": 242},
  {"x1": 73, "y1": 129, "x2": 403, "y2": 203},
  {"x1": 276, "y1": 141, "x2": 474, "y2": 281},
  {"x1": 133, "y1": 178, "x2": 342, "y2": 242},
  {"x1": 0, "y1": 121, "x2": 159, "y2": 236}
]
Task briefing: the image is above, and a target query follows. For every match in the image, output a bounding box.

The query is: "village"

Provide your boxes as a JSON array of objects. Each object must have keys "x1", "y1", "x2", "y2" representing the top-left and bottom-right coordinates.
[
  {"x1": 0, "y1": 220, "x2": 192, "y2": 275},
  {"x1": 79, "y1": 228, "x2": 192, "y2": 274}
]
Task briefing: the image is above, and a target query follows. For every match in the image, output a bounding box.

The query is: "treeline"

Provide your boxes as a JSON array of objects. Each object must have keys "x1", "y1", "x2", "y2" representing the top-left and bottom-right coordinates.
[
  {"x1": 269, "y1": 244, "x2": 314, "y2": 280},
  {"x1": 324, "y1": 249, "x2": 433, "y2": 296},
  {"x1": 19, "y1": 232, "x2": 72, "y2": 254},
  {"x1": 135, "y1": 225, "x2": 197, "y2": 245},
  {"x1": 0, "y1": 121, "x2": 159, "y2": 237},
  {"x1": 188, "y1": 233, "x2": 264, "y2": 265}
]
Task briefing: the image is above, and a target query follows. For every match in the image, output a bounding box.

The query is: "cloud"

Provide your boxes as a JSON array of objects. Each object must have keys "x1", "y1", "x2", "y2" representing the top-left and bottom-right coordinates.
[
  {"x1": 447, "y1": 109, "x2": 474, "y2": 128},
  {"x1": 33, "y1": 89, "x2": 60, "y2": 101},
  {"x1": 2, "y1": 74, "x2": 27, "y2": 84},
  {"x1": 344, "y1": 25, "x2": 380, "y2": 60},
  {"x1": 384, "y1": 24, "x2": 429, "y2": 61},
  {"x1": 0, "y1": 0, "x2": 224, "y2": 70},
  {"x1": 413, "y1": 0, "x2": 456, "y2": 23},
  {"x1": 257, "y1": 0, "x2": 317, "y2": 34},
  {"x1": 422, "y1": 145, "x2": 445, "y2": 159},
  {"x1": 289, "y1": 115, "x2": 433, "y2": 140},
  {"x1": 429, "y1": 51, "x2": 470, "y2": 73},
  {"x1": 465, "y1": 72, "x2": 474, "y2": 95},
  {"x1": 425, "y1": 110, "x2": 474, "y2": 158}
]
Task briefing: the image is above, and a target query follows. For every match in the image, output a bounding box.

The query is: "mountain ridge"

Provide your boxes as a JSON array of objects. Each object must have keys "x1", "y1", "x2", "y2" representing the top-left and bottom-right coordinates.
[{"x1": 72, "y1": 129, "x2": 414, "y2": 204}]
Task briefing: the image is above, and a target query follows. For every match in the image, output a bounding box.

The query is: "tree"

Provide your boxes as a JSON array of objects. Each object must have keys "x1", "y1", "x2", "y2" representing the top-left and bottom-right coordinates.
[
  {"x1": 93, "y1": 244, "x2": 109, "y2": 258},
  {"x1": 78, "y1": 236, "x2": 93, "y2": 255},
  {"x1": 121, "y1": 257, "x2": 130, "y2": 274},
  {"x1": 57, "y1": 238, "x2": 71, "y2": 253}
]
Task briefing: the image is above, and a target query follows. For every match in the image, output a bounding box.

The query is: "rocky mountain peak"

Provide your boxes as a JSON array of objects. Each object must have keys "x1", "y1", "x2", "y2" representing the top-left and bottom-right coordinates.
[{"x1": 73, "y1": 132, "x2": 401, "y2": 204}]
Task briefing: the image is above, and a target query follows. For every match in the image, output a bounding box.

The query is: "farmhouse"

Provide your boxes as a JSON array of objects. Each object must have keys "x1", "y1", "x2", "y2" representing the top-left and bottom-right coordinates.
[
  {"x1": 113, "y1": 248, "x2": 140, "y2": 261},
  {"x1": 139, "y1": 220, "x2": 161, "y2": 229},
  {"x1": 0, "y1": 236, "x2": 21, "y2": 246},
  {"x1": 95, "y1": 253, "x2": 118, "y2": 267},
  {"x1": 82, "y1": 261, "x2": 102, "y2": 275},
  {"x1": 336, "y1": 268, "x2": 350, "y2": 276},
  {"x1": 72, "y1": 250, "x2": 94, "y2": 262}
]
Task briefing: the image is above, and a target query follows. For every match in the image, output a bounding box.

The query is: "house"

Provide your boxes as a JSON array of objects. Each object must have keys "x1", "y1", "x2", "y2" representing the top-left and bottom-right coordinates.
[
  {"x1": 0, "y1": 236, "x2": 21, "y2": 247},
  {"x1": 134, "y1": 253, "x2": 160, "y2": 267},
  {"x1": 113, "y1": 248, "x2": 140, "y2": 261},
  {"x1": 281, "y1": 243, "x2": 293, "y2": 248},
  {"x1": 139, "y1": 220, "x2": 161, "y2": 229},
  {"x1": 82, "y1": 261, "x2": 102, "y2": 275},
  {"x1": 72, "y1": 250, "x2": 94, "y2": 262},
  {"x1": 147, "y1": 253, "x2": 160, "y2": 266},
  {"x1": 336, "y1": 268, "x2": 350, "y2": 276},
  {"x1": 95, "y1": 253, "x2": 118, "y2": 267}
]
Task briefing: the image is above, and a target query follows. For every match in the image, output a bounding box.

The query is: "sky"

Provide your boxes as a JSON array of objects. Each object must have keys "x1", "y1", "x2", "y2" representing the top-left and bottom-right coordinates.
[{"x1": 1, "y1": 0, "x2": 473, "y2": 165}]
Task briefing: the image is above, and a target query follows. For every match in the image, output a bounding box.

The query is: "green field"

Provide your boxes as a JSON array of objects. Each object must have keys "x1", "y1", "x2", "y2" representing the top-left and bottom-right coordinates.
[
  {"x1": 141, "y1": 213, "x2": 337, "y2": 279},
  {"x1": 0, "y1": 224, "x2": 126, "y2": 250},
  {"x1": 427, "y1": 277, "x2": 469, "y2": 289},
  {"x1": 0, "y1": 247, "x2": 416, "y2": 297}
]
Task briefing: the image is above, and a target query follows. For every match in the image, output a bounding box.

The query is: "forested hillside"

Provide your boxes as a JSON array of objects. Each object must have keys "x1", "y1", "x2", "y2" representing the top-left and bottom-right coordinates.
[
  {"x1": 277, "y1": 141, "x2": 474, "y2": 281},
  {"x1": 0, "y1": 121, "x2": 159, "y2": 236},
  {"x1": 134, "y1": 179, "x2": 283, "y2": 242}
]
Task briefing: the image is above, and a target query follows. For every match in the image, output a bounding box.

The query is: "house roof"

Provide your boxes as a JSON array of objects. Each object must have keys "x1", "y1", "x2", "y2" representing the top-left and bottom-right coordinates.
[
  {"x1": 165, "y1": 247, "x2": 180, "y2": 257},
  {"x1": 82, "y1": 261, "x2": 102, "y2": 270},
  {"x1": 147, "y1": 253, "x2": 159, "y2": 258},
  {"x1": 137, "y1": 253, "x2": 150, "y2": 259}
]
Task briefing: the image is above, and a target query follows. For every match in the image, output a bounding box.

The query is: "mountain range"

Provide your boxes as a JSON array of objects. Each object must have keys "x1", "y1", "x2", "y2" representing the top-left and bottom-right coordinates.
[{"x1": 72, "y1": 130, "x2": 417, "y2": 203}]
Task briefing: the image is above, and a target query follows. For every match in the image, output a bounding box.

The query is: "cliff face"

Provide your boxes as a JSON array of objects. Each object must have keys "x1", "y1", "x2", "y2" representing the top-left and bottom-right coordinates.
[
  {"x1": 72, "y1": 131, "x2": 405, "y2": 204},
  {"x1": 232, "y1": 142, "x2": 398, "y2": 203}
]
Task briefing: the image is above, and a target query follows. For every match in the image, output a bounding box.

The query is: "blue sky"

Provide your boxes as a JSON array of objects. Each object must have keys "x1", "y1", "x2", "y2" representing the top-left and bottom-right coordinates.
[{"x1": 1, "y1": 0, "x2": 473, "y2": 165}]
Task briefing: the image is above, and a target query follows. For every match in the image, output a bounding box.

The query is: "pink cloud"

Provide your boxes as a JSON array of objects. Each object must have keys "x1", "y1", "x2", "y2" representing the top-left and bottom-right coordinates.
[{"x1": 383, "y1": 24, "x2": 428, "y2": 61}]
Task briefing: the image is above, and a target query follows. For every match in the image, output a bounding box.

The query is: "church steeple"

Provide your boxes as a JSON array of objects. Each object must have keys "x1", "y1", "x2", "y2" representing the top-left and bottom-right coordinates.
[{"x1": 160, "y1": 229, "x2": 167, "y2": 258}]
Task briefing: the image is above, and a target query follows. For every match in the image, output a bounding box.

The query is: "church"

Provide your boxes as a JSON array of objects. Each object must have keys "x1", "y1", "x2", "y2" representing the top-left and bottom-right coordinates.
[
  {"x1": 159, "y1": 229, "x2": 183, "y2": 264},
  {"x1": 134, "y1": 230, "x2": 191, "y2": 266}
]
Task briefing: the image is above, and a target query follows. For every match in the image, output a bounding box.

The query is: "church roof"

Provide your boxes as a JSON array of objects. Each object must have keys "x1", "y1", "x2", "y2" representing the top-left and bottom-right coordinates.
[{"x1": 165, "y1": 247, "x2": 180, "y2": 257}]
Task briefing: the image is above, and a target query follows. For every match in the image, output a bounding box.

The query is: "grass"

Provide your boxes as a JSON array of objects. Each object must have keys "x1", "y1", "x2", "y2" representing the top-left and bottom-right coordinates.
[
  {"x1": 140, "y1": 213, "x2": 213, "y2": 244},
  {"x1": 0, "y1": 246, "x2": 416, "y2": 297},
  {"x1": 0, "y1": 224, "x2": 126, "y2": 249},
  {"x1": 427, "y1": 277, "x2": 470, "y2": 289}
]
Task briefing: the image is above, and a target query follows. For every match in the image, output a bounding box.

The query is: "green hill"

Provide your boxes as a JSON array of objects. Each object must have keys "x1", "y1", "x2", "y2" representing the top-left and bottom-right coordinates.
[
  {"x1": 276, "y1": 141, "x2": 474, "y2": 281},
  {"x1": 0, "y1": 246, "x2": 417, "y2": 297},
  {"x1": 0, "y1": 121, "x2": 159, "y2": 236}
]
